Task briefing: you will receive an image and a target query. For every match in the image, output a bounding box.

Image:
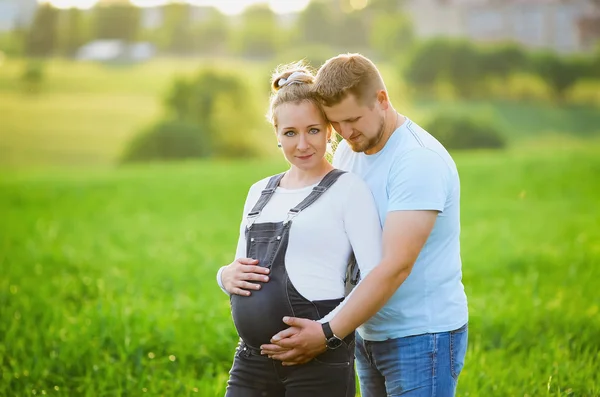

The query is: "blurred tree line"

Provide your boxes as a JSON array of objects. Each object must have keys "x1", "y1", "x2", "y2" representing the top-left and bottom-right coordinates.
[
  {"x1": 5, "y1": 0, "x2": 598, "y2": 99},
  {"x1": 403, "y1": 39, "x2": 600, "y2": 101},
  {"x1": 2, "y1": 0, "x2": 599, "y2": 161},
  {"x1": 1, "y1": 0, "x2": 412, "y2": 62}
]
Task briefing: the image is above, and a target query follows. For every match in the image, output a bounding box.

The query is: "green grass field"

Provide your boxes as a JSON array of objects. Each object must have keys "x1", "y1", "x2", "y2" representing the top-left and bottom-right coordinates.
[
  {"x1": 1, "y1": 146, "x2": 599, "y2": 396},
  {"x1": 1, "y1": 57, "x2": 599, "y2": 396}
]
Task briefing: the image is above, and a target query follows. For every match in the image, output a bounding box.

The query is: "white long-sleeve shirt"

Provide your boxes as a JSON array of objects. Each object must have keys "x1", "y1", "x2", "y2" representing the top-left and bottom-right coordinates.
[{"x1": 218, "y1": 171, "x2": 383, "y2": 322}]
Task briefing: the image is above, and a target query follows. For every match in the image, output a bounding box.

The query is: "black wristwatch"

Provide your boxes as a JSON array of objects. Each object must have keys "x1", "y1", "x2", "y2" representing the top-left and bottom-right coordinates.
[{"x1": 322, "y1": 322, "x2": 343, "y2": 350}]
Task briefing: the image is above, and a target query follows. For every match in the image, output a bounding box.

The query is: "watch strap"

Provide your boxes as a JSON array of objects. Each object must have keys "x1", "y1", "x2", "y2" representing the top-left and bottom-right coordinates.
[{"x1": 322, "y1": 322, "x2": 334, "y2": 340}]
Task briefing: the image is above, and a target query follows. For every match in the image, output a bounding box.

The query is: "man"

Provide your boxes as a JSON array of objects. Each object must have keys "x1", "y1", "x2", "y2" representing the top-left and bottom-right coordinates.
[{"x1": 220, "y1": 54, "x2": 468, "y2": 397}]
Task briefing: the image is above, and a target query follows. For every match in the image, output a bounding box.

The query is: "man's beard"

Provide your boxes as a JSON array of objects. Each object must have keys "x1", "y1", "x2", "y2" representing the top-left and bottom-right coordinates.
[{"x1": 348, "y1": 117, "x2": 385, "y2": 153}]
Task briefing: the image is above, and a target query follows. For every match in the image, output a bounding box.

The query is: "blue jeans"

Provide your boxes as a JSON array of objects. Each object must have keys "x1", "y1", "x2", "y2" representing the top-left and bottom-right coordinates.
[{"x1": 355, "y1": 323, "x2": 468, "y2": 397}]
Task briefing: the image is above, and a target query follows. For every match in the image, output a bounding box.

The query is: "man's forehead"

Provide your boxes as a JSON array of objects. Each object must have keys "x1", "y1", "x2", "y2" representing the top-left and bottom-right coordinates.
[{"x1": 324, "y1": 97, "x2": 362, "y2": 121}]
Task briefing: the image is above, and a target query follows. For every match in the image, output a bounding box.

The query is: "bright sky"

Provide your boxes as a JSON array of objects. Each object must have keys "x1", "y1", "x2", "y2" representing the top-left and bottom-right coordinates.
[{"x1": 39, "y1": 0, "x2": 312, "y2": 14}]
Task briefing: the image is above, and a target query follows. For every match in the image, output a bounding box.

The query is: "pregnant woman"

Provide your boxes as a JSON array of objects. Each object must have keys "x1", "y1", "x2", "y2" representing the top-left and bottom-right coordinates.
[{"x1": 217, "y1": 63, "x2": 383, "y2": 397}]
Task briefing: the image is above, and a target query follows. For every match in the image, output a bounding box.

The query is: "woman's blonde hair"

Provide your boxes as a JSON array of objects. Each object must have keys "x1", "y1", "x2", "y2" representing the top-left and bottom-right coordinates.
[{"x1": 266, "y1": 62, "x2": 327, "y2": 129}]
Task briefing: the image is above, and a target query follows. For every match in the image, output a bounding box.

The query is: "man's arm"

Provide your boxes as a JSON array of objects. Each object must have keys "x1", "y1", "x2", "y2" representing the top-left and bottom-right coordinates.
[
  {"x1": 329, "y1": 210, "x2": 437, "y2": 337},
  {"x1": 261, "y1": 210, "x2": 437, "y2": 364}
]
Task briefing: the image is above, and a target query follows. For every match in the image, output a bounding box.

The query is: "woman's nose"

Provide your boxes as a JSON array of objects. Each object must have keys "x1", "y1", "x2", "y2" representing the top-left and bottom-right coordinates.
[{"x1": 297, "y1": 134, "x2": 309, "y2": 150}]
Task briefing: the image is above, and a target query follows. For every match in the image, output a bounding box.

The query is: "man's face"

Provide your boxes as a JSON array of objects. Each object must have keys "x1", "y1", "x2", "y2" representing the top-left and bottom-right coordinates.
[{"x1": 323, "y1": 94, "x2": 385, "y2": 153}]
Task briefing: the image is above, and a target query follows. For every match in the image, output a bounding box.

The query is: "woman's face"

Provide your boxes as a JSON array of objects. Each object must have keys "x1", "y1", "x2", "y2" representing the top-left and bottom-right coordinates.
[{"x1": 275, "y1": 101, "x2": 331, "y2": 172}]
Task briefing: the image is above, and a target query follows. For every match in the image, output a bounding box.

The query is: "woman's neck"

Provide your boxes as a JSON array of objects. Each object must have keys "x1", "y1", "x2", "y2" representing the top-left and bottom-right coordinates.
[{"x1": 281, "y1": 159, "x2": 334, "y2": 189}]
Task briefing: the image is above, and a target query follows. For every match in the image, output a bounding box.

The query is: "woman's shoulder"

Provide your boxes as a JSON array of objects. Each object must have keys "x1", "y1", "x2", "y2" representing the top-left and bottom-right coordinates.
[{"x1": 247, "y1": 173, "x2": 284, "y2": 196}]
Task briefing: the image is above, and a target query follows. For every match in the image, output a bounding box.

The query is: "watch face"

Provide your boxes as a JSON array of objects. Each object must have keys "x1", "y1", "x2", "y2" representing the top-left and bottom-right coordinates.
[{"x1": 327, "y1": 337, "x2": 343, "y2": 349}]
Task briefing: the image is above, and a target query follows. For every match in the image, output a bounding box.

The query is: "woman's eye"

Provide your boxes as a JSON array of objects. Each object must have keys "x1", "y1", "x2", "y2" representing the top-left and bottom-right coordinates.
[
  {"x1": 309, "y1": 128, "x2": 320, "y2": 134},
  {"x1": 284, "y1": 131, "x2": 295, "y2": 137}
]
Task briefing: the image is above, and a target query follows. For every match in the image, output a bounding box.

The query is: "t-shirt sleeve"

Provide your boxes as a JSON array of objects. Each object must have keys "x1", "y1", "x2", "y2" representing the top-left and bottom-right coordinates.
[
  {"x1": 387, "y1": 148, "x2": 449, "y2": 212},
  {"x1": 216, "y1": 182, "x2": 258, "y2": 295},
  {"x1": 319, "y1": 175, "x2": 383, "y2": 323},
  {"x1": 234, "y1": 193, "x2": 252, "y2": 261}
]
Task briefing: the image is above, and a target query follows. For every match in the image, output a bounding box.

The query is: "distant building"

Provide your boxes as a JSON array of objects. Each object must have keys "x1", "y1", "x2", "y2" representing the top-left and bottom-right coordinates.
[
  {"x1": 0, "y1": 0, "x2": 38, "y2": 31},
  {"x1": 76, "y1": 39, "x2": 156, "y2": 62},
  {"x1": 405, "y1": 0, "x2": 600, "y2": 53}
]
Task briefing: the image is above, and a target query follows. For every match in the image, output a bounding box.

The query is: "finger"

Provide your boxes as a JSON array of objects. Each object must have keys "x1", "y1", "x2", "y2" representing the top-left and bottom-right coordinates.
[
  {"x1": 270, "y1": 327, "x2": 300, "y2": 343},
  {"x1": 231, "y1": 288, "x2": 251, "y2": 297},
  {"x1": 241, "y1": 265, "x2": 270, "y2": 275},
  {"x1": 261, "y1": 346, "x2": 289, "y2": 356},
  {"x1": 259, "y1": 343, "x2": 284, "y2": 353},
  {"x1": 237, "y1": 258, "x2": 260, "y2": 266},
  {"x1": 273, "y1": 338, "x2": 299, "y2": 349},
  {"x1": 236, "y1": 257, "x2": 259, "y2": 264},
  {"x1": 282, "y1": 316, "x2": 310, "y2": 327},
  {"x1": 270, "y1": 349, "x2": 303, "y2": 362},
  {"x1": 236, "y1": 281, "x2": 261, "y2": 291},
  {"x1": 242, "y1": 272, "x2": 270, "y2": 283}
]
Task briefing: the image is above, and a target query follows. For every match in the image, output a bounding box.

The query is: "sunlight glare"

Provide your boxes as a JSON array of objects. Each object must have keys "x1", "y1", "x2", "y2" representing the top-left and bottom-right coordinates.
[
  {"x1": 268, "y1": 0, "x2": 310, "y2": 14},
  {"x1": 188, "y1": 0, "x2": 258, "y2": 15},
  {"x1": 130, "y1": 0, "x2": 169, "y2": 6},
  {"x1": 41, "y1": 0, "x2": 311, "y2": 14},
  {"x1": 40, "y1": 0, "x2": 98, "y2": 9},
  {"x1": 350, "y1": 0, "x2": 368, "y2": 11}
]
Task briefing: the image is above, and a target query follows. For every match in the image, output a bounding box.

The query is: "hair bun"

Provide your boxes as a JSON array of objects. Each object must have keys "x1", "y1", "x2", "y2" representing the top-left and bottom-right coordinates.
[{"x1": 271, "y1": 65, "x2": 315, "y2": 92}]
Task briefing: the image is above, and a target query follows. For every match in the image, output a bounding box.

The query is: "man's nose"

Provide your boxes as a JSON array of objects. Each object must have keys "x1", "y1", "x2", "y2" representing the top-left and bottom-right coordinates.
[{"x1": 339, "y1": 123, "x2": 353, "y2": 139}]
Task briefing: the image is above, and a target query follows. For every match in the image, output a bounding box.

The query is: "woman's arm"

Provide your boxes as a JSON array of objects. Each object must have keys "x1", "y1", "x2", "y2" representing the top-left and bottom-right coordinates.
[{"x1": 217, "y1": 181, "x2": 270, "y2": 296}]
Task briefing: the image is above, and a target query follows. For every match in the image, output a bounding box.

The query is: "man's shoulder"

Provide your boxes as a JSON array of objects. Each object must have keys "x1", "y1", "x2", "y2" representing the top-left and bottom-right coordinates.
[
  {"x1": 387, "y1": 126, "x2": 455, "y2": 174},
  {"x1": 387, "y1": 147, "x2": 455, "y2": 183},
  {"x1": 401, "y1": 120, "x2": 456, "y2": 167}
]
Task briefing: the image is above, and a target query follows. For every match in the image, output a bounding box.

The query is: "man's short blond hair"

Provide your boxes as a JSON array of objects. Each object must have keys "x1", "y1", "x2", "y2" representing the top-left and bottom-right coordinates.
[{"x1": 314, "y1": 53, "x2": 386, "y2": 107}]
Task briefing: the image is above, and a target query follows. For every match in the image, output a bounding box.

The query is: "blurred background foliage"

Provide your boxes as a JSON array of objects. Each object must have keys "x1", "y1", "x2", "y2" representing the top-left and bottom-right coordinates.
[{"x1": 1, "y1": 0, "x2": 599, "y2": 164}]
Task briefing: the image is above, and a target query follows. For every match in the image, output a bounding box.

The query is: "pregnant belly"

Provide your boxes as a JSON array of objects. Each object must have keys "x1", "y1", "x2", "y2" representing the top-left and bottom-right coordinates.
[{"x1": 230, "y1": 280, "x2": 293, "y2": 348}]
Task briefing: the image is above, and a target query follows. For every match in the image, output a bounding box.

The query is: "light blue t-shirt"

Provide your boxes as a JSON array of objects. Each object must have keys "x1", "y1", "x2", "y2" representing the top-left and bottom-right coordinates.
[{"x1": 333, "y1": 117, "x2": 468, "y2": 341}]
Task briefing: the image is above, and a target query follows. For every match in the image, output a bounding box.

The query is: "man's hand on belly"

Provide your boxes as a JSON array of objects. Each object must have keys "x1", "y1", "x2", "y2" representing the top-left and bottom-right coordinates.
[
  {"x1": 260, "y1": 317, "x2": 327, "y2": 366},
  {"x1": 222, "y1": 258, "x2": 270, "y2": 296}
]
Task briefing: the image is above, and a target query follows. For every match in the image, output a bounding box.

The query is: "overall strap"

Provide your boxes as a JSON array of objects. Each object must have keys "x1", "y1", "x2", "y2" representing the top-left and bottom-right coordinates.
[
  {"x1": 247, "y1": 173, "x2": 285, "y2": 227},
  {"x1": 285, "y1": 169, "x2": 346, "y2": 223}
]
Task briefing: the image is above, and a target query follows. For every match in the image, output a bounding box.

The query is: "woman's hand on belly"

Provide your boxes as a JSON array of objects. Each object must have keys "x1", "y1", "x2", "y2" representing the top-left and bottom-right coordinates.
[{"x1": 222, "y1": 258, "x2": 270, "y2": 296}]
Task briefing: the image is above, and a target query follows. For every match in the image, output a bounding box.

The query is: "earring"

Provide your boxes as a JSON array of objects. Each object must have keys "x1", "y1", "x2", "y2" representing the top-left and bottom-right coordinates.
[
  {"x1": 277, "y1": 143, "x2": 282, "y2": 148},
  {"x1": 327, "y1": 138, "x2": 332, "y2": 143}
]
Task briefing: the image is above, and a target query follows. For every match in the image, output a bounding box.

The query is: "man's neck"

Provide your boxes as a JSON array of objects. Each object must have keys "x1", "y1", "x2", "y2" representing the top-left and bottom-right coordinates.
[{"x1": 365, "y1": 109, "x2": 406, "y2": 155}]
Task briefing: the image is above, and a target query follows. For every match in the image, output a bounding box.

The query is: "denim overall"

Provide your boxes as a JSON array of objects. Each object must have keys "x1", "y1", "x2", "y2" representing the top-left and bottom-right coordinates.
[{"x1": 226, "y1": 169, "x2": 356, "y2": 397}]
